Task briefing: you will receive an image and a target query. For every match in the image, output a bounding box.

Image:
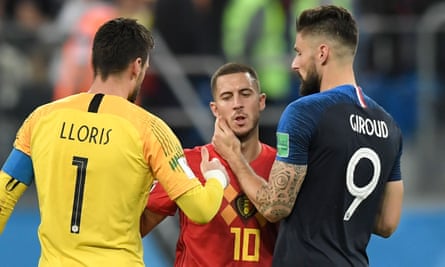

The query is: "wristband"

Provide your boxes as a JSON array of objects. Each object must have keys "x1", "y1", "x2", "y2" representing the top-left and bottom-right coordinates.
[{"x1": 204, "y1": 169, "x2": 228, "y2": 189}]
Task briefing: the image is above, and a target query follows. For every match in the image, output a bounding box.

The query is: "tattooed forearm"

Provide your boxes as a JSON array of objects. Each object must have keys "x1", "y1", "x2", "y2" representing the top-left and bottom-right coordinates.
[{"x1": 256, "y1": 161, "x2": 306, "y2": 222}]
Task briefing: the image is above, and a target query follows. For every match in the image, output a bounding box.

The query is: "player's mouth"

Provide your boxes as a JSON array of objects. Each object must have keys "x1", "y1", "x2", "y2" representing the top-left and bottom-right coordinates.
[{"x1": 233, "y1": 114, "x2": 247, "y2": 126}]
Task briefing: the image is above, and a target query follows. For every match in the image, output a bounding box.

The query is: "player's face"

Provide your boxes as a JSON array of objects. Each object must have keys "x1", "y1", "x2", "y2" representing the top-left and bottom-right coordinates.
[
  {"x1": 210, "y1": 72, "x2": 265, "y2": 142},
  {"x1": 292, "y1": 33, "x2": 321, "y2": 96}
]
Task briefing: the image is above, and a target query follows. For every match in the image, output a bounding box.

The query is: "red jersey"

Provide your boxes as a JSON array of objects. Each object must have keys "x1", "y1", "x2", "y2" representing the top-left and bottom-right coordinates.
[{"x1": 147, "y1": 143, "x2": 278, "y2": 267}]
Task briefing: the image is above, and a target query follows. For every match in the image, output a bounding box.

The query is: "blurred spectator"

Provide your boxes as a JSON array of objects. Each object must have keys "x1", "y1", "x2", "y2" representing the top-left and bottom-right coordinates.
[
  {"x1": 51, "y1": 0, "x2": 156, "y2": 101},
  {"x1": 50, "y1": 1, "x2": 118, "y2": 100},
  {"x1": 117, "y1": 0, "x2": 155, "y2": 33},
  {"x1": 154, "y1": 0, "x2": 226, "y2": 55},
  {"x1": 0, "y1": 0, "x2": 58, "y2": 163},
  {"x1": 221, "y1": 0, "x2": 355, "y2": 103},
  {"x1": 149, "y1": 0, "x2": 228, "y2": 107},
  {"x1": 52, "y1": 0, "x2": 101, "y2": 41},
  {"x1": 2, "y1": 0, "x2": 60, "y2": 52},
  {"x1": 117, "y1": 0, "x2": 158, "y2": 106},
  {"x1": 1, "y1": 0, "x2": 58, "y2": 117},
  {"x1": 222, "y1": 0, "x2": 291, "y2": 103},
  {"x1": 354, "y1": 0, "x2": 444, "y2": 139},
  {"x1": 0, "y1": 41, "x2": 32, "y2": 111}
]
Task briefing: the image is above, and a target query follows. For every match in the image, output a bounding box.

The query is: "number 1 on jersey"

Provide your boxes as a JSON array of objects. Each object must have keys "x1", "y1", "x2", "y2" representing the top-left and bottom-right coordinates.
[{"x1": 70, "y1": 156, "x2": 88, "y2": 234}]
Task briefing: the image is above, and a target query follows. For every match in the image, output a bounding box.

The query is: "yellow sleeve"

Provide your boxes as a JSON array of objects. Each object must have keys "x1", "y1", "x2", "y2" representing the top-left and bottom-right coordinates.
[
  {"x1": 175, "y1": 179, "x2": 224, "y2": 224},
  {"x1": 0, "y1": 171, "x2": 28, "y2": 234}
]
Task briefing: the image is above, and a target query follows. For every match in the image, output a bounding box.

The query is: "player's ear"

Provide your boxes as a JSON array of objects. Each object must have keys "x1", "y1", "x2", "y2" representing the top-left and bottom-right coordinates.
[
  {"x1": 130, "y1": 57, "x2": 143, "y2": 79},
  {"x1": 209, "y1": 101, "x2": 218, "y2": 117},
  {"x1": 319, "y1": 44, "x2": 329, "y2": 65},
  {"x1": 259, "y1": 93, "x2": 266, "y2": 111}
]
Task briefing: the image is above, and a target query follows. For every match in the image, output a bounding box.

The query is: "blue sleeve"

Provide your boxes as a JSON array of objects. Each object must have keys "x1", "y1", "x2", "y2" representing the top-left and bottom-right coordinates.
[
  {"x1": 388, "y1": 136, "x2": 403, "y2": 182},
  {"x1": 276, "y1": 101, "x2": 317, "y2": 165},
  {"x1": 1, "y1": 148, "x2": 34, "y2": 186}
]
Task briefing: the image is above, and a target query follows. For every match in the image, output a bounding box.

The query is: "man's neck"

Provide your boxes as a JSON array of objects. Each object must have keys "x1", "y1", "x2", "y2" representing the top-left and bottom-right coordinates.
[
  {"x1": 240, "y1": 135, "x2": 262, "y2": 163},
  {"x1": 320, "y1": 62, "x2": 356, "y2": 92},
  {"x1": 88, "y1": 76, "x2": 131, "y2": 99}
]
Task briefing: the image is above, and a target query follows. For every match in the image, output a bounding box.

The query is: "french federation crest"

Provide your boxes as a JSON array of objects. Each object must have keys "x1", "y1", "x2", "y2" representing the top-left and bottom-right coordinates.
[{"x1": 235, "y1": 194, "x2": 257, "y2": 220}]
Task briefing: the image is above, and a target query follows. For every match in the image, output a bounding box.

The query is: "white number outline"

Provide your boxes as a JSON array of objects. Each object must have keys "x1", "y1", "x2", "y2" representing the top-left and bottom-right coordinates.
[{"x1": 344, "y1": 147, "x2": 380, "y2": 221}]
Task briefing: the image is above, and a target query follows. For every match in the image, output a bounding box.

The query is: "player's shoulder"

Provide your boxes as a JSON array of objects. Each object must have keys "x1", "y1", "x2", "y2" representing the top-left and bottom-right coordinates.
[
  {"x1": 22, "y1": 93, "x2": 76, "y2": 121},
  {"x1": 184, "y1": 143, "x2": 215, "y2": 156},
  {"x1": 123, "y1": 101, "x2": 171, "y2": 130},
  {"x1": 184, "y1": 144, "x2": 225, "y2": 165},
  {"x1": 287, "y1": 88, "x2": 339, "y2": 111},
  {"x1": 259, "y1": 143, "x2": 277, "y2": 164},
  {"x1": 184, "y1": 145, "x2": 202, "y2": 155},
  {"x1": 362, "y1": 94, "x2": 399, "y2": 123},
  {"x1": 282, "y1": 93, "x2": 328, "y2": 123},
  {"x1": 261, "y1": 142, "x2": 277, "y2": 155},
  {"x1": 34, "y1": 93, "x2": 107, "y2": 114}
]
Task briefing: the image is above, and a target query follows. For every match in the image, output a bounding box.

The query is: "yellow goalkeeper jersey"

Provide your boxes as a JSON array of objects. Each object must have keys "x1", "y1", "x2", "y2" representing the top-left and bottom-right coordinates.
[{"x1": 14, "y1": 93, "x2": 201, "y2": 267}]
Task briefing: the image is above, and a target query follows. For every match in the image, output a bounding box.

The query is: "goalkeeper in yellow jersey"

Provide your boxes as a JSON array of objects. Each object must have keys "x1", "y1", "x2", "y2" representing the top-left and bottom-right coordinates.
[{"x1": 0, "y1": 17, "x2": 228, "y2": 267}]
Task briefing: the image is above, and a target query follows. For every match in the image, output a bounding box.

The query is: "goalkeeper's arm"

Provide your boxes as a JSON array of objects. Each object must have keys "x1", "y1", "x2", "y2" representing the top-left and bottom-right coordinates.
[
  {"x1": 0, "y1": 148, "x2": 34, "y2": 234},
  {"x1": 175, "y1": 169, "x2": 227, "y2": 224},
  {"x1": 0, "y1": 172, "x2": 28, "y2": 234}
]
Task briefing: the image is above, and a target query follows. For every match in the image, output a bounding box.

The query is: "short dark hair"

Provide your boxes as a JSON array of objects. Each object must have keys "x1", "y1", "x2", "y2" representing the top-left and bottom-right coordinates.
[
  {"x1": 210, "y1": 62, "x2": 260, "y2": 98},
  {"x1": 296, "y1": 5, "x2": 358, "y2": 55},
  {"x1": 92, "y1": 17, "x2": 154, "y2": 80}
]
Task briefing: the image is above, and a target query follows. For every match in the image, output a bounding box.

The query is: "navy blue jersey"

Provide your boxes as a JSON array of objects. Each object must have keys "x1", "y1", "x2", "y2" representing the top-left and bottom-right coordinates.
[{"x1": 272, "y1": 85, "x2": 403, "y2": 267}]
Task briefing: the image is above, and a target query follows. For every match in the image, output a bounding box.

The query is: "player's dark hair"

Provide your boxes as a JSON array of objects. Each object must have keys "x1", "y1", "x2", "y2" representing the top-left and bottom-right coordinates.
[
  {"x1": 92, "y1": 17, "x2": 154, "y2": 80},
  {"x1": 296, "y1": 5, "x2": 358, "y2": 55},
  {"x1": 210, "y1": 62, "x2": 260, "y2": 98}
]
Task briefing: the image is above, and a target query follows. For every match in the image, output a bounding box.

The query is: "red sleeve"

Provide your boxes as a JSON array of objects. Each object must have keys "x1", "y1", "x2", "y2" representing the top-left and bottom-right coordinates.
[{"x1": 146, "y1": 181, "x2": 177, "y2": 216}]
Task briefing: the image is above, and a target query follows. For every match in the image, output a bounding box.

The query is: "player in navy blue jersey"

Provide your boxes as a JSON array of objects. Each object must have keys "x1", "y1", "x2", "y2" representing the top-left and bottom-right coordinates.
[{"x1": 212, "y1": 5, "x2": 404, "y2": 267}]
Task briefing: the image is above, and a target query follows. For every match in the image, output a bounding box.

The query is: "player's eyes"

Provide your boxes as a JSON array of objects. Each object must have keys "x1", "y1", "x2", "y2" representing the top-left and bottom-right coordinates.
[{"x1": 220, "y1": 95, "x2": 232, "y2": 101}]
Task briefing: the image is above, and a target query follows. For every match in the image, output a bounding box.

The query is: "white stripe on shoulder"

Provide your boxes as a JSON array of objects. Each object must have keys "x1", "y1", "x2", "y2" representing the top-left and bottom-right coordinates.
[{"x1": 355, "y1": 86, "x2": 367, "y2": 108}]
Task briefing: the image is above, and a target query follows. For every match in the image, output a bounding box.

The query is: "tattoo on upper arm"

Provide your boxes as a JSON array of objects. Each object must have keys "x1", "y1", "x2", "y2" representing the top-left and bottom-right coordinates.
[{"x1": 256, "y1": 161, "x2": 306, "y2": 219}]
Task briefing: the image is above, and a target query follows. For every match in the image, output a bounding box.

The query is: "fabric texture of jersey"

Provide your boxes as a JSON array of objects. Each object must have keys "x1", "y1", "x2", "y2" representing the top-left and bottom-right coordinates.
[
  {"x1": 148, "y1": 143, "x2": 278, "y2": 267},
  {"x1": 273, "y1": 85, "x2": 403, "y2": 267},
  {"x1": 11, "y1": 93, "x2": 201, "y2": 267}
]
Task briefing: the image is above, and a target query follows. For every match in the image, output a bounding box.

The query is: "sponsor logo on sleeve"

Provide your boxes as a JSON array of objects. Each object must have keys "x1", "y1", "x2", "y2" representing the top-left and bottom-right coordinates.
[
  {"x1": 276, "y1": 132, "x2": 289, "y2": 158},
  {"x1": 178, "y1": 156, "x2": 196, "y2": 179}
]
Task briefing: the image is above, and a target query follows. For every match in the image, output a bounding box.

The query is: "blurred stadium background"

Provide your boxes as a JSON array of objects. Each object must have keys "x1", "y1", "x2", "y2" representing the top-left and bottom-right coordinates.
[{"x1": 0, "y1": 0, "x2": 444, "y2": 266}]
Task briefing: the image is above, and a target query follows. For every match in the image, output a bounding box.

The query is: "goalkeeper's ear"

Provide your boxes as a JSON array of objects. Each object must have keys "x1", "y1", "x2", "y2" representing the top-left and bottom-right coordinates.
[{"x1": 0, "y1": 171, "x2": 28, "y2": 234}]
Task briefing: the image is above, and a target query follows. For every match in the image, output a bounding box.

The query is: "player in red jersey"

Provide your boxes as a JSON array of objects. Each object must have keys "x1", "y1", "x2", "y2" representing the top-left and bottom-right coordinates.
[
  {"x1": 140, "y1": 62, "x2": 278, "y2": 266},
  {"x1": 212, "y1": 6, "x2": 404, "y2": 267}
]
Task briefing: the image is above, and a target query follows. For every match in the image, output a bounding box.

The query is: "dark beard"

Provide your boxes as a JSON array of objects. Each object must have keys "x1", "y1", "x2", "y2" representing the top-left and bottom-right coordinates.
[
  {"x1": 128, "y1": 91, "x2": 137, "y2": 103},
  {"x1": 236, "y1": 132, "x2": 250, "y2": 143},
  {"x1": 128, "y1": 86, "x2": 140, "y2": 103},
  {"x1": 235, "y1": 121, "x2": 258, "y2": 143},
  {"x1": 299, "y1": 70, "x2": 321, "y2": 97},
  {"x1": 129, "y1": 71, "x2": 145, "y2": 103}
]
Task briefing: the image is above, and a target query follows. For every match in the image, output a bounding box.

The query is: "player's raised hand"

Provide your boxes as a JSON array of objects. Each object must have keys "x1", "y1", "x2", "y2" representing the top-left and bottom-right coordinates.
[
  {"x1": 200, "y1": 146, "x2": 229, "y2": 189},
  {"x1": 212, "y1": 117, "x2": 241, "y2": 161}
]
